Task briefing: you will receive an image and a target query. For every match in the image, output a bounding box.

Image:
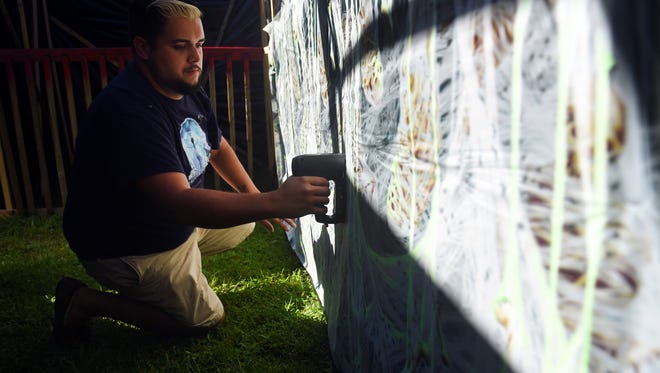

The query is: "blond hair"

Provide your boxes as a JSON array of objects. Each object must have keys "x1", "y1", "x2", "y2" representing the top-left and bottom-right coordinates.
[
  {"x1": 148, "y1": 0, "x2": 202, "y2": 20},
  {"x1": 129, "y1": 0, "x2": 203, "y2": 47}
]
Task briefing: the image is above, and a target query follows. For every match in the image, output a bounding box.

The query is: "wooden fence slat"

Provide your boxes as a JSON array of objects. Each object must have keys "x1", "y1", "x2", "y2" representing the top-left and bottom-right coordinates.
[
  {"x1": 49, "y1": 16, "x2": 95, "y2": 48},
  {"x1": 31, "y1": 0, "x2": 38, "y2": 49},
  {"x1": 42, "y1": 0, "x2": 53, "y2": 49},
  {"x1": 208, "y1": 58, "x2": 217, "y2": 115},
  {"x1": 80, "y1": 56, "x2": 93, "y2": 109},
  {"x1": 99, "y1": 57, "x2": 108, "y2": 88},
  {"x1": 17, "y1": 0, "x2": 30, "y2": 48},
  {"x1": 5, "y1": 62, "x2": 33, "y2": 213},
  {"x1": 43, "y1": 0, "x2": 71, "y2": 161},
  {"x1": 49, "y1": 59, "x2": 72, "y2": 160},
  {"x1": 226, "y1": 59, "x2": 236, "y2": 149},
  {"x1": 0, "y1": 99, "x2": 17, "y2": 211},
  {"x1": 24, "y1": 60, "x2": 53, "y2": 213},
  {"x1": 243, "y1": 56, "x2": 253, "y2": 177},
  {"x1": 0, "y1": 131, "x2": 13, "y2": 211},
  {"x1": 0, "y1": 0, "x2": 21, "y2": 47},
  {"x1": 43, "y1": 60, "x2": 68, "y2": 204},
  {"x1": 260, "y1": 0, "x2": 276, "y2": 175},
  {"x1": 207, "y1": 57, "x2": 222, "y2": 190},
  {"x1": 62, "y1": 57, "x2": 78, "y2": 144}
]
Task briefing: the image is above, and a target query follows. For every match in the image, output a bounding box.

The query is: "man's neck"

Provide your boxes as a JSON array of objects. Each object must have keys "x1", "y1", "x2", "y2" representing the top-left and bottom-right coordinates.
[{"x1": 135, "y1": 60, "x2": 184, "y2": 100}]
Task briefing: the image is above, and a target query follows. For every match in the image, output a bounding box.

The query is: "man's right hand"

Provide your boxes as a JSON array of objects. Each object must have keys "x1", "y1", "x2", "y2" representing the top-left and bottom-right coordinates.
[{"x1": 274, "y1": 176, "x2": 331, "y2": 218}]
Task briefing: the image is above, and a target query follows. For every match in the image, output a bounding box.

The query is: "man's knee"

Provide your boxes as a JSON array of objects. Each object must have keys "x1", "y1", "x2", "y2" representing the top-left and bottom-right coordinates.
[
  {"x1": 230, "y1": 222, "x2": 255, "y2": 248},
  {"x1": 199, "y1": 222, "x2": 255, "y2": 256},
  {"x1": 175, "y1": 289, "x2": 225, "y2": 329},
  {"x1": 213, "y1": 222, "x2": 255, "y2": 250}
]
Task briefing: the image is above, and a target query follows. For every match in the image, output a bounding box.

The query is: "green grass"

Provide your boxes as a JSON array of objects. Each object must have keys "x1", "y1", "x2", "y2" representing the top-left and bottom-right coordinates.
[{"x1": 0, "y1": 214, "x2": 334, "y2": 372}]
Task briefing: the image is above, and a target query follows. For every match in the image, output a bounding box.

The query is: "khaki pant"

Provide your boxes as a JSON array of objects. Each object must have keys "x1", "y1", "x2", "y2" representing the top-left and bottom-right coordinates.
[{"x1": 80, "y1": 223, "x2": 255, "y2": 327}]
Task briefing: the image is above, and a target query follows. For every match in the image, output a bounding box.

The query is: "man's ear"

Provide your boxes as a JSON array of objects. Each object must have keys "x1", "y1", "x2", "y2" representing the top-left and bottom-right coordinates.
[{"x1": 133, "y1": 36, "x2": 150, "y2": 60}]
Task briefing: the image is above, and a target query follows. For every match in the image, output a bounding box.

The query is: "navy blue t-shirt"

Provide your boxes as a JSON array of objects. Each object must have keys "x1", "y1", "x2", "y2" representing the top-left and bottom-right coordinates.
[{"x1": 63, "y1": 61, "x2": 221, "y2": 259}]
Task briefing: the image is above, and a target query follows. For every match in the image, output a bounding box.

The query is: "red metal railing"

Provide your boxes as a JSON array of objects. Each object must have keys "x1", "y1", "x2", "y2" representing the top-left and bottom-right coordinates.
[{"x1": 0, "y1": 47, "x2": 271, "y2": 215}]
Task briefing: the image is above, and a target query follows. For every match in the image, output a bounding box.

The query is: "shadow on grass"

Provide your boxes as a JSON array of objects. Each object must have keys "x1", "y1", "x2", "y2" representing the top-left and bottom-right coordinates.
[{"x1": 0, "y1": 219, "x2": 333, "y2": 372}]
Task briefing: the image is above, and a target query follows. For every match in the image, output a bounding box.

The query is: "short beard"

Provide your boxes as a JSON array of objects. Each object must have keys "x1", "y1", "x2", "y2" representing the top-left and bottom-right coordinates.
[
  {"x1": 147, "y1": 61, "x2": 205, "y2": 96},
  {"x1": 167, "y1": 78, "x2": 200, "y2": 96}
]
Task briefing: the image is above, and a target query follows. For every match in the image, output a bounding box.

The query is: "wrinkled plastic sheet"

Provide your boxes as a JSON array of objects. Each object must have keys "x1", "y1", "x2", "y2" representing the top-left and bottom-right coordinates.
[{"x1": 267, "y1": 0, "x2": 660, "y2": 371}]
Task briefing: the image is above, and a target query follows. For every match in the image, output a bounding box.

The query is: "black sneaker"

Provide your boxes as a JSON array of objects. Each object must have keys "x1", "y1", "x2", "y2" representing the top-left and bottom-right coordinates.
[{"x1": 53, "y1": 277, "x2": 90, "y2": 344}]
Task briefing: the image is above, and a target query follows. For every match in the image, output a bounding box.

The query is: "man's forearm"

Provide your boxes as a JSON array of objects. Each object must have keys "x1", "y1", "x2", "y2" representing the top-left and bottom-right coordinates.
[
  {"x1": 169, "y1": 187, "x2": 277, "y2": 228},
  {"x1": 138, "y1": 170, "x2": 330, "y2": 229},
  {"x1": 210, "y1": 138, "x2": 260, "y2": 194}
]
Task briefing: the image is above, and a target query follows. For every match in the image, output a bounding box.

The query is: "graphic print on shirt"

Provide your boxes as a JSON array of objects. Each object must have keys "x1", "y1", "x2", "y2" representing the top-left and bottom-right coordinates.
[{"x1": 180, "y1": 117, "x2": 210, "y2": 183}]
